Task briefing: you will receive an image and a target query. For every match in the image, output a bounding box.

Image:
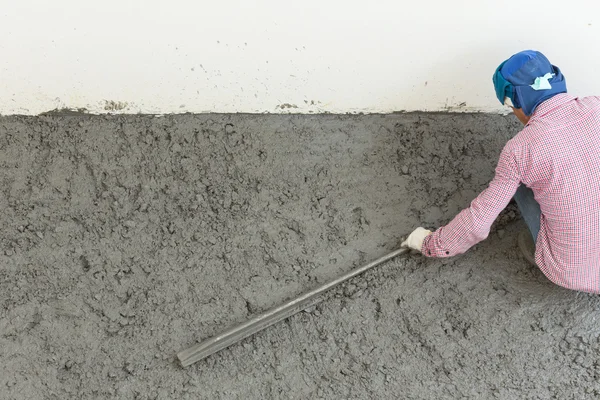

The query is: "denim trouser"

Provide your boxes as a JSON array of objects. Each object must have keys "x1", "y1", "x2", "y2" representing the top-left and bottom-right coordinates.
[{"x1": 513, "y1": 185, "x2": 541, "y2": 242}]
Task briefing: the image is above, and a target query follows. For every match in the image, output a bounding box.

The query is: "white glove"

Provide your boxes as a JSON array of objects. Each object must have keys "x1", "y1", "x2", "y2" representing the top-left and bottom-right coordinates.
[{"x1": 401, "y1": 227, "x2": 432, "y2": 253}]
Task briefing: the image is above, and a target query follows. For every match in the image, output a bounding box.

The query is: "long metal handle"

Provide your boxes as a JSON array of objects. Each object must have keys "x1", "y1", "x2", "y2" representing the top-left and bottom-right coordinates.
[{"x1": 177, "y1": 247, "x2": 409, "y2": 367}]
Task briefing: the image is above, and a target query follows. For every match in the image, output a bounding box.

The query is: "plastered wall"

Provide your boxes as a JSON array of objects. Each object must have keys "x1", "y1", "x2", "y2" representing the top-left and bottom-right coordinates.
[{"x1": 1, "y1": 0, "x2": 598, "y2": 114}]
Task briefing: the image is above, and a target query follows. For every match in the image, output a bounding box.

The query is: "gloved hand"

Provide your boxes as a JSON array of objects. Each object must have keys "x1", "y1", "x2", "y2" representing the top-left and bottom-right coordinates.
[{"x1": 401, "y1": 227, "x2": 432, "y2": 253}]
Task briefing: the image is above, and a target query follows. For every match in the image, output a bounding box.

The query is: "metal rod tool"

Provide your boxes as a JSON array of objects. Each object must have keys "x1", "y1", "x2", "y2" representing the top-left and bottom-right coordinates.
[{"x1": 177, "y1": 247, "x2": 409, "y2": 367}]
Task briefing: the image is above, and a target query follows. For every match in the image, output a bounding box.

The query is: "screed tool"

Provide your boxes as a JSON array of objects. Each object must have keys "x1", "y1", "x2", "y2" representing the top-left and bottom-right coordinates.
[{"x1": 177, "y1": 247, "x2": 409, "y2": 367}]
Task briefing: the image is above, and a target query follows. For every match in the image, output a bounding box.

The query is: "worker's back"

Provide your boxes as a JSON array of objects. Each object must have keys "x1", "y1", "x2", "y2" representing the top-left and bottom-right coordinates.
[{"x1": 514, "y1": 94, "x2": 600, "y2": 292}]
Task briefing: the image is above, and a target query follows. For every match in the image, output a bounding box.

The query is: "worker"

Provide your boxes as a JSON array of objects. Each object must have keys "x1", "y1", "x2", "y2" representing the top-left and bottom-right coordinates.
[{"x1": 401, "y1": 50, "x2": 600, "y2": 293}]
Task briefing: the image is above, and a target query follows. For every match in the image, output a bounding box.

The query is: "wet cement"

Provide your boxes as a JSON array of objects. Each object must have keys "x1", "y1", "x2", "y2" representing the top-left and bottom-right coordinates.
[{"x1": 1, "y1": 114, "x2": 599, "y2": 399}]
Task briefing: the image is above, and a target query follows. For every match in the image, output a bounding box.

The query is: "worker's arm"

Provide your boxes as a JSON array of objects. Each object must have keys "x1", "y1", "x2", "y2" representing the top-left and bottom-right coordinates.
[{"x1": 409, "y1": 141, "x2": 522, "y2": 257}]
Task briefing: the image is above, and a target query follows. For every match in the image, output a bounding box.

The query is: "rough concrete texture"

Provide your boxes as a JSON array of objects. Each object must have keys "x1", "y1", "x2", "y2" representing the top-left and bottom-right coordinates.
[{"x1": 1, "y1": 114, "x2": 599, "y2": 399}]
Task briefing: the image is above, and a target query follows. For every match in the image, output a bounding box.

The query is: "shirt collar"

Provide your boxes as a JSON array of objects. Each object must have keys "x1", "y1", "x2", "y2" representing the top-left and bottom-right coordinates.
[{"x1": 528, "y1": 93, "x2": 576, "y2": 123}]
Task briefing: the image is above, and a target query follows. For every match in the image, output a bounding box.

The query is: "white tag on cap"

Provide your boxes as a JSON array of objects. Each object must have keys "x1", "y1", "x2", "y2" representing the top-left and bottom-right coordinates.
[{"x1": 530, "y1": 73, "x2": 554, "y2": 91}]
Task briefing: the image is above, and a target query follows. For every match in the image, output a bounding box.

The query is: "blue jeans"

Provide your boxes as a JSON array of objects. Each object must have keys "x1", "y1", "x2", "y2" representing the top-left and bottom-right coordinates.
[{"x1": 513, "y1": 185, "x2": 541, "y2": 242}]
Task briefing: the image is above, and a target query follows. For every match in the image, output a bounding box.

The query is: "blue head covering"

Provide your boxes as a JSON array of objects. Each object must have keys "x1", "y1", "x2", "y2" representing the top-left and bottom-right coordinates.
[{"x1": 492, "y1": 50, "x2": 567, "y2": 116}]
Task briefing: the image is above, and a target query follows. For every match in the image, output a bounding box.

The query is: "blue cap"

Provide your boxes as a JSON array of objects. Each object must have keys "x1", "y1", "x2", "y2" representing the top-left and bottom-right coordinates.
[{"x1": 493, "y1": 50, "x2": 567, "y2": 116}]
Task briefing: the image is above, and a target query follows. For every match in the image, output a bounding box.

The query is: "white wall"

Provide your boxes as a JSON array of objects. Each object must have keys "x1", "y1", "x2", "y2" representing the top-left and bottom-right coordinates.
[{"x1": 1, "y1": 1, "x2": 599, "y2": 115}]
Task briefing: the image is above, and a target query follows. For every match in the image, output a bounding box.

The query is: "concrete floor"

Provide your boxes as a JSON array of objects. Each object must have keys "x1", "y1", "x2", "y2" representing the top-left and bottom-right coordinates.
[{"x1": 1, "y1": 114, "x2": 599, "y2": 399}]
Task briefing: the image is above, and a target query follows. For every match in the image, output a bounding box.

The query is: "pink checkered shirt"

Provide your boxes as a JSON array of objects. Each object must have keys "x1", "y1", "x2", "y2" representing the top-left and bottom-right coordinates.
[{"x1": 423, "y1": 94, "x2": 600, "y2": 293}]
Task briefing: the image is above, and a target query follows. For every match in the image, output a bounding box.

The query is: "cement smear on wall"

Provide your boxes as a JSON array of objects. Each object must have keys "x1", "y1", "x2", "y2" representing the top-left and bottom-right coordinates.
[{"x1": 1, "y1": 114, "x2": 599, "y2": 399}]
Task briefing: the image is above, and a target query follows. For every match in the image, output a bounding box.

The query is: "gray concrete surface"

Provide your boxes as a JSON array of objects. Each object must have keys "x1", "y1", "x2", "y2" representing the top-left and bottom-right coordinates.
[{"x1": 1, "y1": 114, "x2": 599, "y2": 399}]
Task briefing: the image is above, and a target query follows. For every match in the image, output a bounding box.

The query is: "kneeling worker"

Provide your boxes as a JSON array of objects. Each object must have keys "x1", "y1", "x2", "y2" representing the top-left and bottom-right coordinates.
[{"x1": 402, "y1": 50, "x2": 600, "y2": 293}]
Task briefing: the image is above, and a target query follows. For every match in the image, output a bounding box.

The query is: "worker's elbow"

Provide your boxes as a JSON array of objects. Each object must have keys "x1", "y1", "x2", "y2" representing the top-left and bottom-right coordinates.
[{"x1": 470, "y1": 226, "x2": 490, "y2": 243}]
